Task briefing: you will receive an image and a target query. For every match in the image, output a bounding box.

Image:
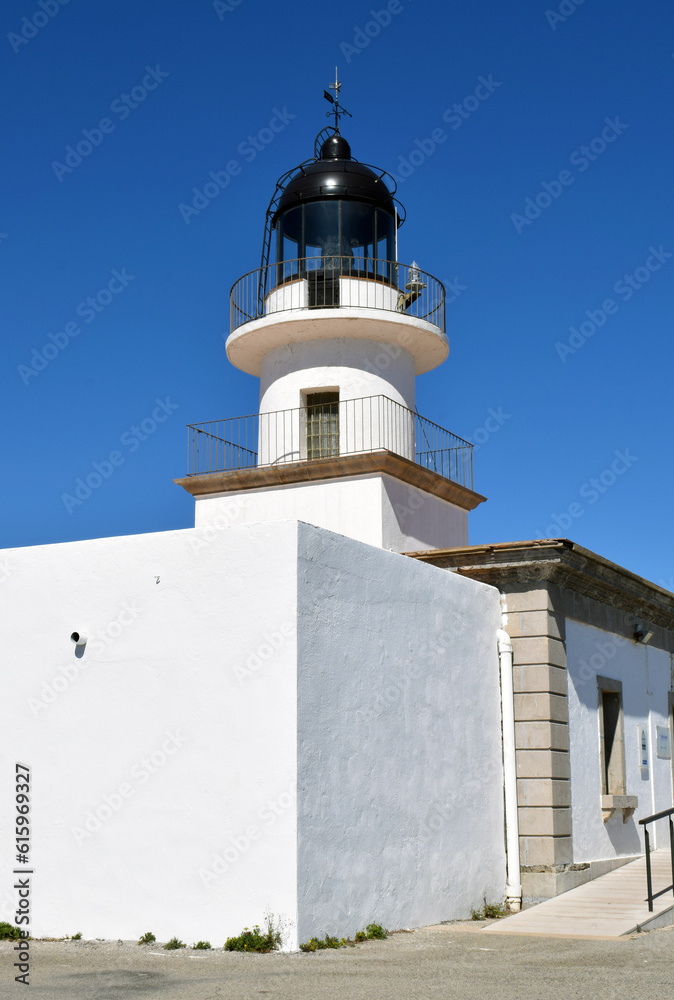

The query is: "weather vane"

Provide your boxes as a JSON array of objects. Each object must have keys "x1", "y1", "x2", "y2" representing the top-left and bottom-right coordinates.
[{"x1": 323, "y1": 67, "x2": 351, "y2": 133}]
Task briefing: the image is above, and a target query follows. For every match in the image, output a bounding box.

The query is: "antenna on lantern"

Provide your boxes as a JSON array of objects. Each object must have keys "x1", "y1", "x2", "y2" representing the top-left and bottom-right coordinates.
[{"x1": 323, "y1": 67, "x2": 351, "y2": 133}]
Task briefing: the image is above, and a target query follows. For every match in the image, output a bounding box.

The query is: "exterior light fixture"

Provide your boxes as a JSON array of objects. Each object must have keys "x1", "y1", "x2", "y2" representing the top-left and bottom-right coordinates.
[{"x1": 633, "y1": 624, "x2": 653, "y2": 644}]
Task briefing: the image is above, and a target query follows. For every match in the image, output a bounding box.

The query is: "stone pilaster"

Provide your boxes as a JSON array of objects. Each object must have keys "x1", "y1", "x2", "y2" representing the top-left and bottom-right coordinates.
[{"x1": 504, "y1": 586, "x2": 573, "y2": 887}]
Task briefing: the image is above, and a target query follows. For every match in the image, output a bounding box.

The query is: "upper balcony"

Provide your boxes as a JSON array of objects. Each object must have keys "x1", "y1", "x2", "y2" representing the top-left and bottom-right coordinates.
[{"x1": 226, "y1": 257, "x2": 448, "y2": 376}]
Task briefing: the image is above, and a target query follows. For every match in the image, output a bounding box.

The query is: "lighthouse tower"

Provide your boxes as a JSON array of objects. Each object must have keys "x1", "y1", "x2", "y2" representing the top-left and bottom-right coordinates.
[{"x1": 177, "y1": 94, "x2": 485, "y2": 550}]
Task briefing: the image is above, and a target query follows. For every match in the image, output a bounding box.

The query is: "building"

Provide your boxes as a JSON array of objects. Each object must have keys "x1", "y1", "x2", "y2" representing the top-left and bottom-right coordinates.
[
  {"x1": 412, "y1": 540, "x2": 674, "y2": 904},
  {"x1": 3, "y1": 97, "x2": 673, "y2": 948}
]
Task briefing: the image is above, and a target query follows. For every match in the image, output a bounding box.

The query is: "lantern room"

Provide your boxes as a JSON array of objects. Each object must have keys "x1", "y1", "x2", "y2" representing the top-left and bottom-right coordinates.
[{"x1": 273, "y1": 134, "x2": 399, "y2": 285}]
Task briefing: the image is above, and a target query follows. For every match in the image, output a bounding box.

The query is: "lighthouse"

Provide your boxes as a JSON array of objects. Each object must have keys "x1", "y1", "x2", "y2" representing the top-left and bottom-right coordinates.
[{"x1": 177, "y1": 88, "x2": 485, "y2": 551}]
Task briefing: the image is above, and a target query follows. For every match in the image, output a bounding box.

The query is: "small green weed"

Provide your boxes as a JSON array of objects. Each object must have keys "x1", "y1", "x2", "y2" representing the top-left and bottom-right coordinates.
[
  {"x1": 193, "y1": 940, "x2": 211, "y2": 950},
  {"x1": 471, "y1": 899, "x2": 506, "y2": 920},
  {"x1": 70, "y1": 932, "x2": 82, "y2": 940},
  {"x1": 300, "y1": 924, "x2": 387, "y2": 951},
  {"x1": 0, "y1": 922, "x2": 22, "y2": 941},
  {"x1": 365, "y1": 923, "x2": 387, "y2": 939},
  {"x1": 299, "y1": 934, "x2": 345, "y2": 952},
  {"x1": 137, "y1": 932, "x2": 156, "y2": 945},
  {"x1": 164, "y1": 937, "x2": 186, "y2": 950},
  {"x1": 224, "y1": 914, "x2": 282, "y2": 954}
]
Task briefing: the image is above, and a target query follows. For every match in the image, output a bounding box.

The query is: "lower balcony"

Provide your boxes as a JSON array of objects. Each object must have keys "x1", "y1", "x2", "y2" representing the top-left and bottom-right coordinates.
[{"x1": 183, "y1": 395, "x2": 474, "y2": 491}]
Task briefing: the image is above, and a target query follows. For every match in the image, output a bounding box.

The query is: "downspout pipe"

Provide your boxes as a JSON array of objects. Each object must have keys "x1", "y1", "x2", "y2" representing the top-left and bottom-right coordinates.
[{"x1": 497, "y1": 627, "x2": 522, "y2": 911}]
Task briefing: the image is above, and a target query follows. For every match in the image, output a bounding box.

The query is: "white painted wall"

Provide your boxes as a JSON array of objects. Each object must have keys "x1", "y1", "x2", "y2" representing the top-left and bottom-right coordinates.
[
  {"x1": 380, "y1": 476, "x2": 469, "y2": 551},
  {"x1": 566, "y1": 619, "x2": 674, "y2": 862},
  {"x1": 226, "y1": 308, "x2": 448, "y2": 377},
  {"x1": 0, "y1": 523, "x2": 300, "y2": 948},
  {"x1": 295, "y1": 522, "x2": 506, "y2": 941},
  {"x1": 259, "y1": 338, "x2": 416, "y2": 413},
  {"x1": 194, "y1": 474, "x2": 469, "y2": 553},
  {"x1": 0, "y1": 517, "x2": 502, "y2": 950}
]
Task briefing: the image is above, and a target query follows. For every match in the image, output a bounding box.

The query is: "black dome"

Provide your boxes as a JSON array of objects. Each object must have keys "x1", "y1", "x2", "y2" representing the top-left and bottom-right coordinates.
[
  {"x1": 320, "y1": 134, "x2": 352, "y2": 160},
  {"x1": 273, "y1": 136, "x2": 396, "y2": 221}
]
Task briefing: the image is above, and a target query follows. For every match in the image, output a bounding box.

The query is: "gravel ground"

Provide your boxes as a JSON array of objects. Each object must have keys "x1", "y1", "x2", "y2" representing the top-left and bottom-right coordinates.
[{"x1": 3, "y1": 921, "x2": 674, "y2": 999}]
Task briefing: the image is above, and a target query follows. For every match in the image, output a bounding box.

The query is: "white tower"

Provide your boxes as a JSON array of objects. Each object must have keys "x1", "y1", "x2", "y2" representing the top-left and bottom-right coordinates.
[{"x1": 177, "y1": 107, "x2": 485, "y2": 551}]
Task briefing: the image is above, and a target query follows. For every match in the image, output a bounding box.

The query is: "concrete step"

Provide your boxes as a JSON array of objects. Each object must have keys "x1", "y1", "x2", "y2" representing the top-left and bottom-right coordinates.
[{"x1": 484, "y1": 850, "x2": 674, "y2": 938}]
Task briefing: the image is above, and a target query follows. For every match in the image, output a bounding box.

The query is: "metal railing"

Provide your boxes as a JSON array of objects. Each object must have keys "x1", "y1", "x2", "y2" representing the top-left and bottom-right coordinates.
[
  {"x1": 230, "y1": 257, "x2": 445, "y2": 334},
  {"x1": 186, "y1": 394, "x2": 473, "y2": 490},
  {"x1": 639, "y1": 806, "x2": 674, "y2": 911}
]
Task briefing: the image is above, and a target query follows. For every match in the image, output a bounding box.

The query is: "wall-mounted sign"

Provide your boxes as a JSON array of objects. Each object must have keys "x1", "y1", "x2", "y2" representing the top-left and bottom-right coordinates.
[
  {"x1": 656, "y1": 726, "x2": 671, "y2": 760},
  {"x1": 638, "y1": 724, "x2": 649, "y2": 768}
]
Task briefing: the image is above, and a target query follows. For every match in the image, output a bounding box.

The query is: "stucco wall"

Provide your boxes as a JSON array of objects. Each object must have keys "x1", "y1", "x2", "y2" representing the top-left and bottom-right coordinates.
[
  {"x1": 195, "y1": 477, "x2": 386, "y2": 548},
  {"x1": 259, "y1": 338, "x2": 416, "y2": 413},
  {"x1": 380, "y1": 476, "x2": 468, "y2": 551},
  {"x1": 194, "y1": 475, "x2": 469, "y2": 553},
  {"x1": 566, "y1": 619, "x2": 674, "y2": 862},
  {"x1": 295, "y1": 522, "x2": 506, "y2": 941},
  {"x1": 0, "y1": 522, "x2": 300, "y2": 947}
]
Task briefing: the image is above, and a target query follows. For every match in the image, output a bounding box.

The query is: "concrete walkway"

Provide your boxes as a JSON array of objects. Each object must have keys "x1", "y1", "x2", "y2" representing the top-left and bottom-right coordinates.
[{"x1": 485, "y1": 850, "x2": 674, "y2": 938}]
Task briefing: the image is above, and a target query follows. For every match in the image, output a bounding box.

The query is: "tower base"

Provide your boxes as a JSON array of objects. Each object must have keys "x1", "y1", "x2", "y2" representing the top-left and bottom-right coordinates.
[{"x1": 176, "y1": 450, "x2": 485, "y2": 552}]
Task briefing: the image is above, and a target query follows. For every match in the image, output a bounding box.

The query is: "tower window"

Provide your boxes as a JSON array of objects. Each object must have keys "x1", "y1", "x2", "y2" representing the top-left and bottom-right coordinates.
[{"x1": 305, "y1": 392, "x2": 339, "y2": 459}]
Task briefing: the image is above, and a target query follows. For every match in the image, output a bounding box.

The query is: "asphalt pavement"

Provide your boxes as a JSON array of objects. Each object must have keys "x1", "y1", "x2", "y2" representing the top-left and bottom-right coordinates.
[{"x1": 3, "y1": 921, "x2": 673, "y2": 999}]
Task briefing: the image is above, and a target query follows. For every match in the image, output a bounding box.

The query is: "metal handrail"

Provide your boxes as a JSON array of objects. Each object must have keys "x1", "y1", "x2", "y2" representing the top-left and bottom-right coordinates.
[
  {"x1": 230, "y1": 257, "x2": 445, "y2": 335},
  {"x1": 185, "y1": 394, "x2": 473, "y2": 491},
  {"x1": 638, "y1": 806, "x2": 674, "y2": 911}
]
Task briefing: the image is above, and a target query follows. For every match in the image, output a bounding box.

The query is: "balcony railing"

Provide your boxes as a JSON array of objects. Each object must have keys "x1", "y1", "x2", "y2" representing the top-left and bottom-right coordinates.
[
  {"x1": 230, "y1": 257, "x2": 445, "y2": 334},
  {"x1": 186, "y1": 395, "x2": 473, "y2": 491}
]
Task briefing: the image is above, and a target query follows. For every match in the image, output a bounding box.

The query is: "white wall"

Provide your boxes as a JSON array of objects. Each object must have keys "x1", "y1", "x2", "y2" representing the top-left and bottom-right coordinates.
[
  {"x1": 1, "y1": 516, "x2": 504, "y2": 950},
  {"x1": 295, "y1": 522, "x2": 506, "y2": 941},
  {"x1": 0, "y1": 522, "x2": 300, "y2": 947},
  {"x1": 194, "y1": 475, "x2": 469, "y2": 553},
  {"x1": 259, "y1": 338, "x2": 416, "y2": 413},
  {"x1": 380, "y1": 476, "x2": 469, "y2": 551},
  {"x1": 566, "y1": 619, "x2": 674, "y2": 862}
]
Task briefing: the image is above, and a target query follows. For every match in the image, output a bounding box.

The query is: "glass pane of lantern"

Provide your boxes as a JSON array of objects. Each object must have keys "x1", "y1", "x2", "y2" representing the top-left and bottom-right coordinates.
[{"x1": 303, "y1": 201, "x2": 341, "y2": 256}]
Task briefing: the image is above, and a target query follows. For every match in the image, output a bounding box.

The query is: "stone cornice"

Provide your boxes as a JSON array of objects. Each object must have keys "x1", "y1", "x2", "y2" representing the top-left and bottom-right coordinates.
[
  {"x1": 175, "y1": 450, "x2": 486, "y2": 512},
  {"x1": 407, "y1": 539, "x2": 674, "y2": 630}
]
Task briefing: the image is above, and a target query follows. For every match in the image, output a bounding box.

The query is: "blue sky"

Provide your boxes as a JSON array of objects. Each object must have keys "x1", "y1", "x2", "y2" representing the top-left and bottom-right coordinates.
[{"x1": 2, "y1": 0, "x2": 673, "y2": 587}]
